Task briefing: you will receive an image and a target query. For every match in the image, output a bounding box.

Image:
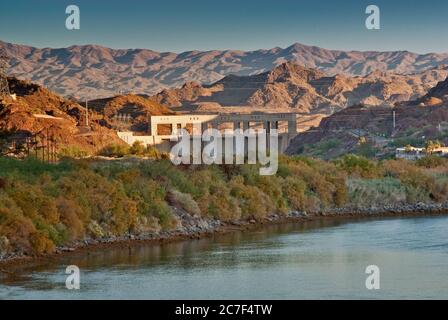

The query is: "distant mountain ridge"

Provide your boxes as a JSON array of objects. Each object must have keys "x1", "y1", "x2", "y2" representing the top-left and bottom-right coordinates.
[
  {"x1": 153, "y1": 62, "x2": 448, "y2": 114},
  {"x1": 3, "y1": 40, "x2": 448, "y2": 99}
]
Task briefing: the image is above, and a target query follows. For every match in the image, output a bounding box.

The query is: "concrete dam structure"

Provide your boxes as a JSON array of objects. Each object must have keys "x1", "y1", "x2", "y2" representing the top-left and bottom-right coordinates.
[{"x1": 118, "y1": 113, "x2": 298, "y2": 154}]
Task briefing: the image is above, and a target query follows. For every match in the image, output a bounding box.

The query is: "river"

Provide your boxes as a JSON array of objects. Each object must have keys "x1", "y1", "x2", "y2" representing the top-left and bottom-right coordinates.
[{"x1": 1, "y1": 216, "x2": 448, "y2": 299}]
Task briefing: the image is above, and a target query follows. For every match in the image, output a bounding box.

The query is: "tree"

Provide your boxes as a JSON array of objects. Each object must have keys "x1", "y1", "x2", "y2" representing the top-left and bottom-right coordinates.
[{"x1": 425, "y1": 140, "x2": 444, "y2": 154}]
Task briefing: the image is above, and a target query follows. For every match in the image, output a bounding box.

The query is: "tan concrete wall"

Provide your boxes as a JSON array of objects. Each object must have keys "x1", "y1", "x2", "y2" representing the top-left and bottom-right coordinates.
[
  {"x1": 150, "y1": 113, "x2": 297, "y2": 135},
  {"x1": 117, "y1": 132, "x2": 155, "y2": 146},
  {"x1": 119, "y1": 113, "x2": 298, "y2": 154}
]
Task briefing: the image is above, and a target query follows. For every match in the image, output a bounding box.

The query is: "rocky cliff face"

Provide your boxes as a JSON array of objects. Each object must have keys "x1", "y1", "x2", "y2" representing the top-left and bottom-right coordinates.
[{"x1": 420, "y1": 76, "x2": 448, "y2": 103}]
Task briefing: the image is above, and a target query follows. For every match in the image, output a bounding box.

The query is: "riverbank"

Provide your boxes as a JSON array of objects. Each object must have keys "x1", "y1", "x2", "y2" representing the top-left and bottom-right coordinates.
[
  {"x1": 2, "y1": 201, "x2": 448, "y2": 270},
  {"x1": 2, "y1": 155, "x2": 448, "y2": 269}
]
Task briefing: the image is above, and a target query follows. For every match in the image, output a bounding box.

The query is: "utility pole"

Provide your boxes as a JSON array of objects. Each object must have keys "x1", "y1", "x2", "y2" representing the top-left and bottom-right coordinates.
[
  {"x1": 85, "y1": 99, "x2": 89, "y2": 127},
  {"x1": 0, "y1": 48, "x2": 10, "y2": 96},
  {"x1": 392, "y1": 110, "x2": 396, "y2": 131}
]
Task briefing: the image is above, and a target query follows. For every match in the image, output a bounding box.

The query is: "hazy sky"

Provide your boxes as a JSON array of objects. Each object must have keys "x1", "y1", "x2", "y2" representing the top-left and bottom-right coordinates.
[{"x1": 1, "y1": 0, "x2": 448, "y2": 53}]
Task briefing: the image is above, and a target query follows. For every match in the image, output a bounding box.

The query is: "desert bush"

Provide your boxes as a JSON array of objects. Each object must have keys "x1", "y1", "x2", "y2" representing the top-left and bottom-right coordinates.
[
  {"x1": 354, "y1": 142, "x2": 379, "y2": 158},
  {"x1": 251, "y1": 175, "x2": 289, "y2": 214},
  {"x1": 190, "y1": 170, "x2": 241, "y2": 220},
  {"x1": 99, "y1": 143, "x2": 130, "y2": 157},
  {"x1": 0, "y1": 235, "x2": 10, "y2": 256},
  {"x1": 191, "y1": 169, "x2": 233, "y2": 219},
  {"x1": 29, "y1": 231, "x2": 55, "y2": 255},
  {"x1": 0, "y1": 157, "x2": 72, "y2": 181},
  {"x1": 56, "y1": 197, "x2": 85, "y2": 240},
  {"x1": 145, "y1": 146, "x2": 165, "y2": 159},
  {"x1": 348, "y1": 178, "x2": 407, "y2": 207},
  {"x1": 142, "y1": 160, "x2": 200, "y2": 196},
  {"x1": 388, "y1": 136, "x2": 425, "y2": 148},
  {"x1": 149, "y1": 198, "x2": 177, "y2": 229},
  {"x1": 134, "y1": 215, "x2": 161, "y2": 234},
  {"x1": 281, "y1": 176, "x2": 307, "y2": 211},
  {"x1": 416, "y1": 156, "x2": 448, "y2": 168},
  {"x1": 229, "y1": 176, "x2": 274, "y2": 219},
  {"x1": 0, "y1": 193, "x2": 37, "y2": 254},
  {"x1": 87, "y1": 220, "x2": 105, "y2": 238},
  {"x1": 335, "y1": 154, "x2": 382, "y2": 178},
  {"x1": 314, "y1": 160, "x2": 348, "y2": 207},
  {"x1": 202, "y1": 192, "x2": 242, "y2": 221},
  {"x1": 310, "y1": 138, "x2": 342, "y2": 157},
  {"x1": 129, "y1": 141, "x2": 146, "y2": 155},
  {"x1": 58, "y1": 146, "x2": 90, "y2": 158},
  {"x1": 5, "y1": 181, "x2": 60, "y2": 224},
  {"x1": 168, "y1": 189, "x2": 201, "y2": 217},
  {"x1": 286, "y1": 158, "x2": 336, "y2": 208},
  {"x1": 383, "y1": 159, "x2": 447, "y2": 202}
]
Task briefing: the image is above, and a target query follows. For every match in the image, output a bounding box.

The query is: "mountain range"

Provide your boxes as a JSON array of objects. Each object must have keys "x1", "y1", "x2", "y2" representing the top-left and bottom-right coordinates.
[
  {"x1": 153, "y1": 62, "x2": 448, "y2": 114},
  {"x1": 3, "y1": 40, "x2": 448, "y2": 100}
]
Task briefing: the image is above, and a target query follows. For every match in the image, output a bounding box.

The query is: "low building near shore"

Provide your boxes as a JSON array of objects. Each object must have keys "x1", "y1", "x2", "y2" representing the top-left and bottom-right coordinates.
[
  {"x1": 396, "y1": 146, "x2": 448, "y2": 160},
  {"x1": 117, "y1": 113, "x2": 298, "y2": 154}
]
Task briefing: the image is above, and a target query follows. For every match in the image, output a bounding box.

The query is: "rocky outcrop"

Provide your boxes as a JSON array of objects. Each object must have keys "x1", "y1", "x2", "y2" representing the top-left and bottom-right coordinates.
[
  {"x1": 416, "y1": 76, "x2": 448, "y2": 106},
  {"x1": 87, "y1": 94, "x2": 174, "y2": 132}
]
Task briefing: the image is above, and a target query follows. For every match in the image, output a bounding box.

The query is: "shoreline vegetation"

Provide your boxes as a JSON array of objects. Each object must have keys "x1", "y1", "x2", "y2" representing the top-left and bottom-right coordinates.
[
  {"x1": 2, "y1": 208, "x2": 448, "y2": 271},
  {"x1": 1, "y1": 153, "x2": 448, "y2": 266}
]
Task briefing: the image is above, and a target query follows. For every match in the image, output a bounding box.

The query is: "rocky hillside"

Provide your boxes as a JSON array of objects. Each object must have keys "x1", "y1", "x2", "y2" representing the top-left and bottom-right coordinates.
[
  {"x1": 0, "y1": 78, "x2": 172, "y2": 156},
  {"x1": 3, "y1": 40, "x2": 448, "y2": 99},
  {"x1": 154, "y1": 62, "x2": 448, "y2": 114},
  {"x1": 286, "y1": 101, "x2": 448, "y2": 159},
  {"x1": 86, "y1": 94, "x2": 174, "y2": 132},
  {"x1": 413, "y1": 76, "x2": 448, "y2": 107},
  {"x1": 0, "y1": 78, "x2": 126, "y2": 156},
  {"x1": 286, "y1": 74, "x2": 448, "y2": 159}
]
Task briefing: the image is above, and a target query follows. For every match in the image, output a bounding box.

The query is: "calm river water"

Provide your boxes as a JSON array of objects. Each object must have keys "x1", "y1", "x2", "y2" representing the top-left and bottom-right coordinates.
[{"x1": 1, "y1": 216, "x2": 448, "y2": 299}]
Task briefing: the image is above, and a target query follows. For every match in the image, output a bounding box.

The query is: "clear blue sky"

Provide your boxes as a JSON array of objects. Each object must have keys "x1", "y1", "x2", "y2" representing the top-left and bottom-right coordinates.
[{"x1": 1, "y1": 0, "x2": 448, "y2": 53}]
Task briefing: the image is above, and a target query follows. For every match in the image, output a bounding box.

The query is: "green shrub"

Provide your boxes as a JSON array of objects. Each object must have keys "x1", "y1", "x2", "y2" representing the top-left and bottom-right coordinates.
[
  {"x1": 229, "y1": 176, "x2": 274, "y2": 219},
  {"x1": 335, "y1": 154, "x2": 382, "y2": 178},
  {"x1": 149, "y1": 199, "x2": 177, "y2": 229},
  {"x1": 348, "y1": 178, "x2": 407, "y2": 207},
  {"x1": 129, "y1": 141, "x2": 146, "y2": 155},
  {"x1": 30, "y1": 231, "x2": 55, "y2": 255},
  {"x1": 58, "y1": 146, "x2": 90, "y2": 158},
  {"x1": 168, "y1": 189, "x2": 201, "y2": 217},
  {"x1": 354, "y1": 142, "x2": 379, "y2": 158},
  {"x1": 416, "y1": 156, "x2": 448, "y2": 168},
  {"x1": 281, "y1": 176, "x2": 307, "y2": 211},
  {"x1": 99, "y1": 143, "x2": 130, "y2": 157}
]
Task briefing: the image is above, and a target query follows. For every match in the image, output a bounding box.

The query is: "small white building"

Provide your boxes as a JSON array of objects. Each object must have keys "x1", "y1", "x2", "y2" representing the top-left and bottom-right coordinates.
[
  {"x1": 395, "y1": 147, "x2": 425, "y2": 160},
  {"x1": 430, "y1": 147, "x2": 448, "y2": 157},
  {"x1": 396, "y1": 146, "x2": 448, "y2": 160}
]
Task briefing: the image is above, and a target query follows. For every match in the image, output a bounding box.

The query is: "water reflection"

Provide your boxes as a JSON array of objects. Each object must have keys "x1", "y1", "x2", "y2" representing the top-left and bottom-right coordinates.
[{"x1": 1, "y1": 216, "x2": 448, "y2": 299}]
